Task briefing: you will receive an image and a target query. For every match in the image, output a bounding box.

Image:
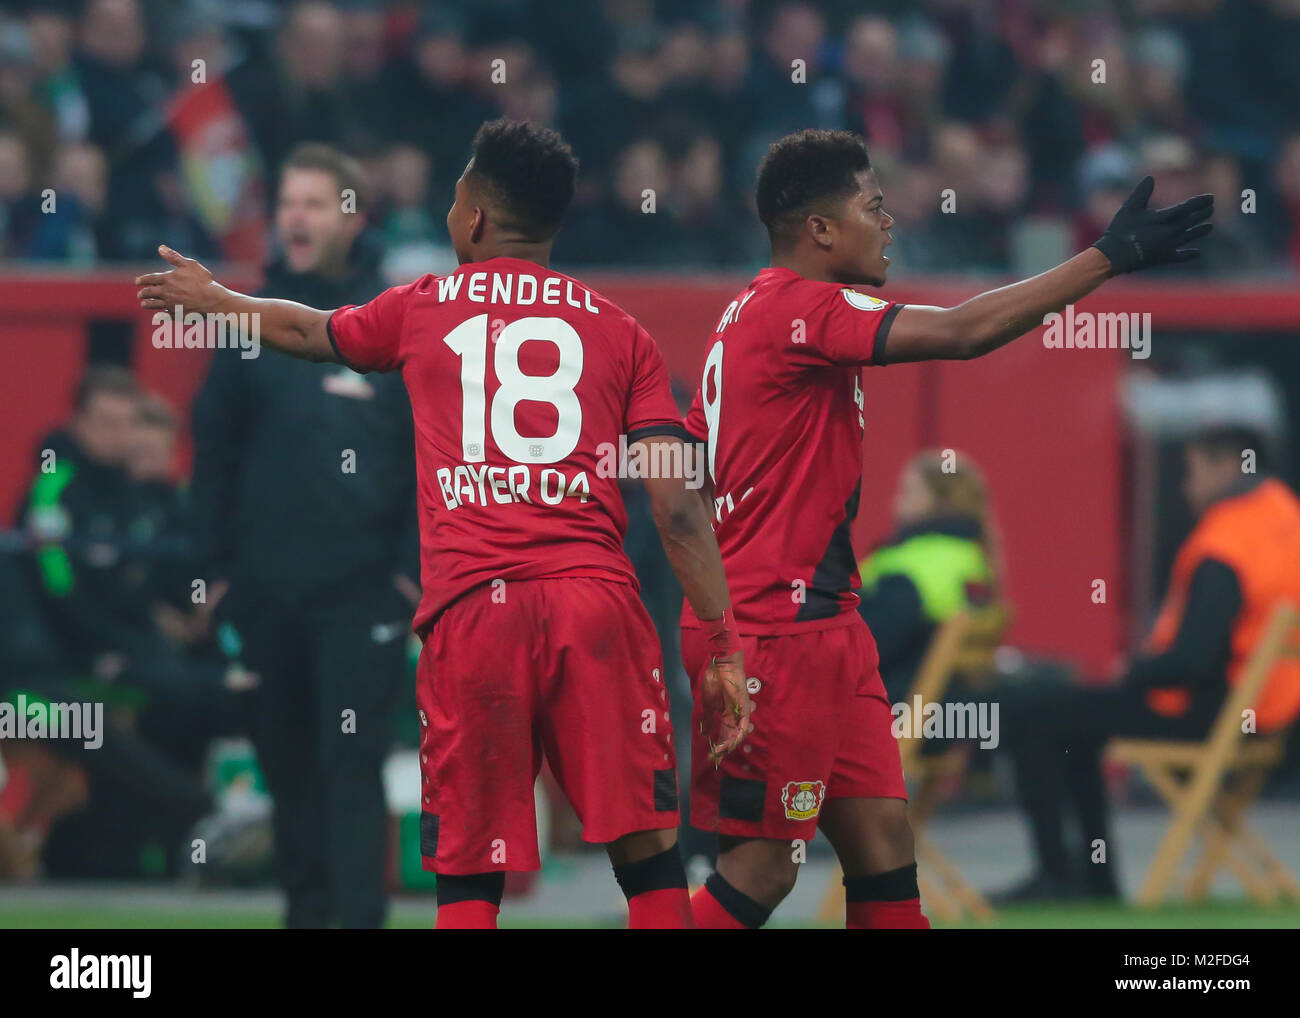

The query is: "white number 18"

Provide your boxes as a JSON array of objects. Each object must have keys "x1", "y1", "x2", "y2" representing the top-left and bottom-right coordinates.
[{"x1": 442, "y1": 314, "x2": 584, "y2": 464}]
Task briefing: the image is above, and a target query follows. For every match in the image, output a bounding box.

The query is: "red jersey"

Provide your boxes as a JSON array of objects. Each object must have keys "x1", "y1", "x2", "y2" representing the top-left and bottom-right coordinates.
[
  {"x1": 328, "y1": 256, "x2": 687, "y2": 633},
  {"x1": 682, "y1": 266, "x2": 901, "y2": 634}
]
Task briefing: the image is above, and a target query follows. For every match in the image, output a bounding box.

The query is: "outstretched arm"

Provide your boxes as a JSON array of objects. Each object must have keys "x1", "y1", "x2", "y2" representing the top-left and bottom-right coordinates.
[
  {"x1": 882, "y1": 177, "x2": 1214, "y2": 363},
  {"x1": 136, "y1": 246, "x2": 337, "y2": 363}
]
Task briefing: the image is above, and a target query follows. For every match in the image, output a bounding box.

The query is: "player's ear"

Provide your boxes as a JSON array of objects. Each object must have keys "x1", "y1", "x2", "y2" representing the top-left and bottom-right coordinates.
[
  {"x1": 807, "y1": 214, "x2": 834, "y2": 251},
  {"x1": 469, "y1": 206, "x2": 486, "y2": 244}
]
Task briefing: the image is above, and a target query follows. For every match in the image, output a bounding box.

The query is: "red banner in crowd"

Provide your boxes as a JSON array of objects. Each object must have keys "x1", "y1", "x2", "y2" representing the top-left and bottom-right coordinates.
[{"x1": 168, "y1": 78, "x2": 267, "y2": 266}]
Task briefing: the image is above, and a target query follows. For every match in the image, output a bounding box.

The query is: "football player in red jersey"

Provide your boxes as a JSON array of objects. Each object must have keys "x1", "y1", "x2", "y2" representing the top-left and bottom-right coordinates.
[
  {"x1": 682, "y1": 129, "x2": 1212, "y2": 929},
  {"x1": 136, "y1": 120, "x2": 751, "y2": 929}
]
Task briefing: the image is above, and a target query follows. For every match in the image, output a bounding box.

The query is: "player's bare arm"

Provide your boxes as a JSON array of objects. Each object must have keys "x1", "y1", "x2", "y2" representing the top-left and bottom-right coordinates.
[
  {"x1": 882, "y1": 177, "x2": 1213, "y2": 363},
  {"x1": 136, "y1": 245, "x2": 337, "y2": 363},
  {"x1": 692, "y1": 453, "x2": 716, "y2": 518},
  {"x1": 637, "y1": 438, "x2": 750, "y2": 760}
]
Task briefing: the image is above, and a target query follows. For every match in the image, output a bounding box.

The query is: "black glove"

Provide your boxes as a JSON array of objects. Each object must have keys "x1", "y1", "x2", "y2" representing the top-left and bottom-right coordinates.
[{"x1": 1092, "y1": 176, "x2": 1214, "y2": 275}]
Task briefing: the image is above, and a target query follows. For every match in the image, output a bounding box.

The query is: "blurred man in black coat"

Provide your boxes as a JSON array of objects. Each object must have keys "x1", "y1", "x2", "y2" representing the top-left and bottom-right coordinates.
[{"x1": 191, "y1": 144, "x2": 419, "y2": 928}]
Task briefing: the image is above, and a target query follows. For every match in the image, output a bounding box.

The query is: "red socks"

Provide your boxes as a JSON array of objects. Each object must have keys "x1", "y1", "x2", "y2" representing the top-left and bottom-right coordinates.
[
  {"x1": 435, "y1": 899, "x2": 500, "y2": 929},
  {"x1": 690, "y1": 884, "x2": 750, "y2": 929},
  {"x1": 628, "y1": 887, "x2": 695, "y2": 929},
  {"x1": 844, "y1": 864, "x2": 931, "y2": 928},
  {"x1": 613, "y1": 847, "x2": 695, "y2": 928},
  {"x1": 691, "y1": 874, "x2": 772, "y2": 928},
  {"x1": 436, "y1": 853, "x2": 698, "y2": 928},
  {"x1": 432, "y1": 863, "x2": 931, "y2": 928},
  {"x1": 846, "y1": 898, "x2": 930, "y2": 929}
]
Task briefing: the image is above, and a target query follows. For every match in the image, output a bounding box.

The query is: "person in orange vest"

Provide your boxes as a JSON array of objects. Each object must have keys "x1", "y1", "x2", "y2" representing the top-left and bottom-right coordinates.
[{"x1": 996, "y1": 425, "x2": 1300, "y2": 902}]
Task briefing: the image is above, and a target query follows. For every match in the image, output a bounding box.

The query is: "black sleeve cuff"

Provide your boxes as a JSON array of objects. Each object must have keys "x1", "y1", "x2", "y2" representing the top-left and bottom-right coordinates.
[
  {"x1": 626, "y1": 423, "x2": 695, "y2": 444},
  {"x1": 683, "y1": 420, "x2": 707, "y2": 443},
  {"x1": 872, "y1": 304, "x2": 904, "y2": 365},
  {"x1": 326, "y1": 311, "x2": 362, "y2": 372}
]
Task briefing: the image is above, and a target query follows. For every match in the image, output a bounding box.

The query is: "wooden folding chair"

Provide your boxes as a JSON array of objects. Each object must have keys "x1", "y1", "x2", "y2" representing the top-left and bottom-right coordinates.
[
  {"x1": 1107, "y1": 601, "x2": 1300, "y2": 906},
  {"x1": 818, "y1": 604, "x2": 1009, "y2": 923}
]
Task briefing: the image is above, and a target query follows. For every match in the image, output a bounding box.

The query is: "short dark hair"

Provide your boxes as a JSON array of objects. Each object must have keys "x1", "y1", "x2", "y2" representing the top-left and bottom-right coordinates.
[
  {"x1": 136, "y1": 394, "x2": 177, "y2": 432},
  {"x1": 281, "y1": 142, "x2": 368, "y2": 213},
  {"x1": 755, "y1": 129, "x2": 872, "y2": 245},
  {"x1": 466, "y1": 119, "x2": 578, "y2": 241},
  {"x1": 75, "y1": 365, "x2": 139, "y2": 411},
  {"x1": 1188, "y1": 425, "x2": 1272, "y2": 472}
]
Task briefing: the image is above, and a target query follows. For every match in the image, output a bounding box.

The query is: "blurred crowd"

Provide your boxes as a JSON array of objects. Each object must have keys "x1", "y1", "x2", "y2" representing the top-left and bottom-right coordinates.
[{"x1": 0, "y1": 0, "x2": 1299, "y2": 277}]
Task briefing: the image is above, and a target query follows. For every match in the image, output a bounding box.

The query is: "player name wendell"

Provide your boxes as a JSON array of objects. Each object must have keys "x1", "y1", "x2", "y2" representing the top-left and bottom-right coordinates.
[{"x1": 436, "y1": 271, "x2": 599, "y2": 312}]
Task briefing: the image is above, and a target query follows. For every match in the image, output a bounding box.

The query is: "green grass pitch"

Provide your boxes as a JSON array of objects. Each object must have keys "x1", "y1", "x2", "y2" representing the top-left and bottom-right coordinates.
[{"x1": 1, "y1": 900, "x2": 1296, "y2": 929}]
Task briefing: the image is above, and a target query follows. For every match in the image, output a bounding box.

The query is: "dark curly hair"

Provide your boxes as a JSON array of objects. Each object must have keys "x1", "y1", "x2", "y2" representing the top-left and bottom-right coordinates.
[
  {"x1": 755, "y1": 129, "x2": 872, "y2": 246},
  {"x1": 466, "y1": 119, "x2": 579, "y2": 241}
]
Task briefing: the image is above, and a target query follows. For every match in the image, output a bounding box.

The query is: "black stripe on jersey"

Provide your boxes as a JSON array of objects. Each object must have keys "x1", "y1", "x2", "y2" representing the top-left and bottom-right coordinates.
[
  {"x1": 325, "y1": 310, "x2": 361, "y2": 372},
  {"x1": 419, "y1": 811, "x2": 440, "y2": 858},
  {"x1": 872, "y1": 304, "x2": 904, "y2": 365},
  {"x1": 795, "y1": 479, "x2": 861, "y2": 622},
  {"x1": 627, "y1": 423, "x2": 694, "y2": 444},
  {"x1": 653, "y1": 768, "x2": 679, "y2": 811},
  {"x1": 719, "y1": 775, "x2": 767, "y2": 823}
]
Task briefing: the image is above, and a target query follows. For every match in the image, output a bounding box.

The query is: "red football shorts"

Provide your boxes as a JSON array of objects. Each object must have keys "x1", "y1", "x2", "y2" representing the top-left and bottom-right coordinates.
[
  {"x1": 682, "y1": 614, "x2": 906, "y2": 841},
  {"x1": 416, "y1": 577, "x2": 679, "y2": 874}
]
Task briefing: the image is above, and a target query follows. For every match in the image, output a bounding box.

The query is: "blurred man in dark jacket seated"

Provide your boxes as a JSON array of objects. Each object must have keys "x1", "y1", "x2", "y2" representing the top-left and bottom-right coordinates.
[
  {"x1": 19, "y1": 369, "x2": 240, "y2": 747},
  {"x1": 0, "y1": 533, "x2": 222, "y2": 881},
  {"x1": 996, "y1": 427, "x2": 1300, "y2": 902},
  {"x1": 9, "y1": 369, "x2": 248, "y2": 877}
]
